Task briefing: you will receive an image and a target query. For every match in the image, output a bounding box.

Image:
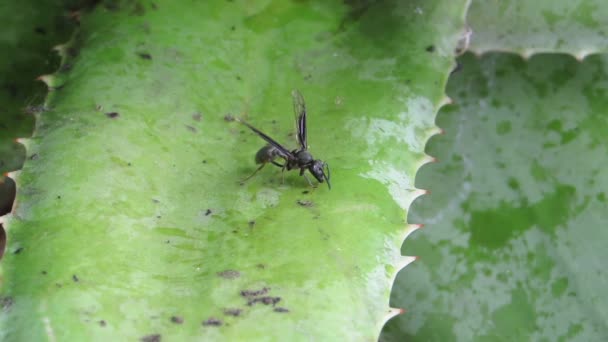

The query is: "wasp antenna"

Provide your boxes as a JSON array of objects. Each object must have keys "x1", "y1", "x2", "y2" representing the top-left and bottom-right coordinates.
[{"x1": 324, "y1": 162, "x2": 331, "y2": 190}]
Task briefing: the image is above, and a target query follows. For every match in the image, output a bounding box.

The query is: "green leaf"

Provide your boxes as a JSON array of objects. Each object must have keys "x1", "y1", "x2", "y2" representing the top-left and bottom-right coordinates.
[
  {"x1": 0, "y1": 0, "x2": 77, "y2": 169},
  {"x1": 382, "y1": 52, "x2": 608, "y2": 341},
  {"x1": 0, "y1": 1, "x2": 77, "y2": 218},
  {"x1": 467, "y1": 0, "x2": 608, "y2": 58},
  {"x1": 0, "y1": 0, "x2": 468, "y2": 340}
]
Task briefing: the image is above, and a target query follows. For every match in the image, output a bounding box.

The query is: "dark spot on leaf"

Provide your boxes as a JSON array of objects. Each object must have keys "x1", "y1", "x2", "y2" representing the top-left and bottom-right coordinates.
[
  {"x1": 224, "y1": 114, "x2": 235, "y2": 122},
  {"x1": 137, "y1": 52, "x2": 152, "y2": 60},
  {"x1": 301, "y1": 190, "x2": 309, "y2": 194},
  {"x1": 41, "y1": 270, "x2": 47, "y2": 275},
  {"x1": 205, "y1": 209, "x2": 212, "y2": 216},
  {"x1": 105, "y1": 112, "x2": 119, "y2": 119},
  {"x1": 248, "y1": 220, "x2": 255, "y2": 228},
  {"x1": 104, "y1": 1, "x2": 120, "y2": 11},
  {"x1": 13, "y1": 247, "x2": 23, "y2": 254},
  {"x1": 343, "y1": 0, "x2": 374, "y2": 22},
  {"x1": 247, "y1": 296, "x2": 281, "y2": 306},
  {"x1": 34, "y1": 27, "x2": 46, "y2": 35},
  {"x1": 236, "y1": 75, "x2": 241, "y2": 80},
  {"x1": 59, "y1": 63, "x2": 73, "y2": 73},
  {"x1": 56, "y1": 283, "x2": 62, "y2": 288},
  {"x1": 223, "y1": 308, "x2": 241, "y2": 317},
  {"x1": 67, "y1": 47, "x2": 79, "y2": 57},
  {"x1": 241, "y1": 287, "x2": 269, "y2": 298},
  {"x1": 256, "y1": 264, "x2": 265, "y2": 269},
  {"x1": 425, "y1": 45, "x2": 435, "y2": 52},
  {"x1": 170, "y1": 316, "x2": 183, "y2": 324},
  {"x1": 185, "y1": 125, "x2": 197, "y2": 133},
  {"x1": 57, "y1": 195, "x2": 61, "y2": 199},
  {"x1": 131, "y1": 1, "x2": 146, "y2": 16},
  {"x1": 72, "y1": 274, "x2": 79, "y2": 282},
  {"x1": 192, "y1": 113, "x2": 202, "y2": 121},
  {"x1": 507, "y1": 178, "x2": 519, "y2": 190},
  {"x1": 152, "y1": 199, "x2": 160, "y2": 203},
  {"x1": 202, "y1": 160, "x2": 207, "y2": 164},
  {"x1": 140, "y1": 22, "x2": 151, "y2": 33},
  {"x1": 24, "y1": 105, "x2": 49, "y2": 115},
  {"x1": 202, "y1": 318, "x2": 222, "y2": 326},
  {"x1": 230, "y1": 25, "x2": 236, "y2": 31},
  {"x1": 450, "y1": 61, "x2": 462, "y2": 75},
  {"x1": 274, "y1": 307, "x2": 289, "y2": 313},
  {"x1": 1, "y1": 296, "x2": 13, "y2": 311},
  {"x1": 297, "y1": 200, "x2": 313, "y2": 207},
  {"x1": 140, "y1": 334, "x2": 161, "y2": 342},
  {"x1": 217, "y1": 270, "x2": 240, "y2": 279},
  {"x1": 99, "y1": 320, "x2": 106, "y2": 327}
]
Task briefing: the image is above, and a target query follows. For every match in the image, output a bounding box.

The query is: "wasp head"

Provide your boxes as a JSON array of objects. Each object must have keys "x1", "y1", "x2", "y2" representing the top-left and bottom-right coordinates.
[{"x1": 309, "y1": 160, "x2": 331, "y2": 189}]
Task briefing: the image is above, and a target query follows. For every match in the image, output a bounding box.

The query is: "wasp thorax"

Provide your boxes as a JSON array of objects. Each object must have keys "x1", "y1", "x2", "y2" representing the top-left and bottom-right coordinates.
[{"x1": 294, "y1": 150, "x2": 313, "y2": 165}]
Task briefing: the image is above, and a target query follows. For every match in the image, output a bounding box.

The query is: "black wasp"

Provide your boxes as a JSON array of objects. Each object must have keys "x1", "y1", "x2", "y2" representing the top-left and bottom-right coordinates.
[{"x1": 237, "y1": 90, "x2": 331, "y2": 189}]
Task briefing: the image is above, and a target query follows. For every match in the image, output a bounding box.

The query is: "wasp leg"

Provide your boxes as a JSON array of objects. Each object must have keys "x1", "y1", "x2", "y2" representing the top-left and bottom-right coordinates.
[
  {"x1": 239, "y1": 163, "x2": 267, "y2": 183},
  {"x1": 301, "y1": 172, "x2": 316, "y2": 188},
  {"x1": 281, "y1": 165, "x2": 287, "y2": 184},
  {"x1": 271, "y1": 161, "x2": 285, "y2": 168}
]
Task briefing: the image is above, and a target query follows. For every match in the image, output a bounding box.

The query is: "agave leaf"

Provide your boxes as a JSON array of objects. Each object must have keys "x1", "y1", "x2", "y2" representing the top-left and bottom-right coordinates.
[
  {"x1": 0, "y1": 0, "x2": 77, "y2": 249},
  {"x1": 0, "y1": 0, "x2": 77, "y2": 172},
  {"x1": 467, "y1": 0, "x2": 608, "y2": 58},
  {"x1": 382, "y1": 52, "x2": 608, "y2": 341},
  {"x1": 0, "y1": 0, "x2": 469, "y2": 340}
]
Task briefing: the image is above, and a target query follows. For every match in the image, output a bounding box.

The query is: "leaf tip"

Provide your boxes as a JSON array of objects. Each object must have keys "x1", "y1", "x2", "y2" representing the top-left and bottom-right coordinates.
[
  {"x1": 396, "y1": 256, "x2": 417, "y2": 270},
  {"x1": 15, "y1": 138, "x2": 31, "y2": 149},
  {"x1": 439, "y1": 96, "x2": 453, "y2": 107},
  {"x1": 35, "y1": 75, "x2": 55, "y2": 88},
  {"x1": 521, "y1": 50, "x2": 534, "y2": 61},
  {"x1": 380, "y1": 307, "x2": 406, "y2": 329},
  {"x1": 574, "y1": 50, "x2": 594, "y2": 62}
]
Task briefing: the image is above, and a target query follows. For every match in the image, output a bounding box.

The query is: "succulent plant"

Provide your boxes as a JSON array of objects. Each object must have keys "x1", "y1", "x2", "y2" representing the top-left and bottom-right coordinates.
[{"x1": 1, "y1": 0, "x2": 607, "y2": 341}]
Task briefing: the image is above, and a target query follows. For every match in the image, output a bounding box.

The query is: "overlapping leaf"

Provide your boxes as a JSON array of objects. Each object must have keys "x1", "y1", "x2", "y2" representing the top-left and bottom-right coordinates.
[
  {"x1": 0, "y1": 1, "x2": 77, "y2": 217},
  {"x1": 382, "y1": 52, "x2": 608, "y2": 341},
  {"x1": 467, "y1": 0, "x2": 608, "y2": 58}
]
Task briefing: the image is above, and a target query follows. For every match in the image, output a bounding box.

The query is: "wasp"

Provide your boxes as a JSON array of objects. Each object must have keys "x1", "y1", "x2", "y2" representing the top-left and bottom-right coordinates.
[{"x1": 236, "y1": 90, "x2": 331, "y2": 189}]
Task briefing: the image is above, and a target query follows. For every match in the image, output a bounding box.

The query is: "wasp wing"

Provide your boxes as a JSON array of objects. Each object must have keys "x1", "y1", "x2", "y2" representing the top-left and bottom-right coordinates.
[
  {"x1": 291, "y1": 89, "x2": 307, "y2": 150},
  {"x1": 236, "y1": 118, "x2": 294, "y2": 160}
]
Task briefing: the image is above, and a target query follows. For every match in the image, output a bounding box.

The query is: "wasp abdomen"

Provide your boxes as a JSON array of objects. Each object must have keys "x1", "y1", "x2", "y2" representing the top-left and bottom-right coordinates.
[{"x1": 255, "y1": 144, "x2": 281, "y2": 164}]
